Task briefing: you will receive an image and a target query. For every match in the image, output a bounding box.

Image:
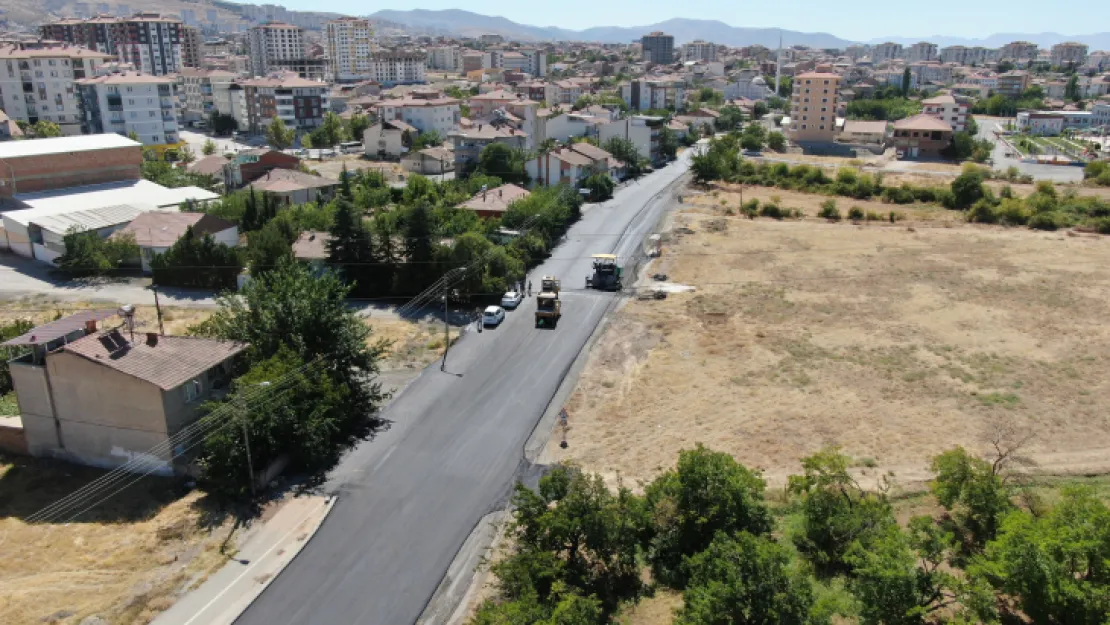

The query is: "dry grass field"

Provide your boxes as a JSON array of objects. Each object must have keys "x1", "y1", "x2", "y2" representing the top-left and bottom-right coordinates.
[
  {"x1": 544, "y1": 186, "x2": 1110, "y2": 489},
  {"x1": 0, "y1": 455, "x2": 236, "y2": 625}
]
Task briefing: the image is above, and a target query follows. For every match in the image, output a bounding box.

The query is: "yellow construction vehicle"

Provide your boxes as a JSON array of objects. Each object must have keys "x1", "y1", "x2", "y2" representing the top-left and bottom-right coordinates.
[{"x1": 535, "y1": 276, "x2": 561, "y2": 328}]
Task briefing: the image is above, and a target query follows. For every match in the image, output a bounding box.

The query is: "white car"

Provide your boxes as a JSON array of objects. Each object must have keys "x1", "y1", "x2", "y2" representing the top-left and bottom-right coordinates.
[
  {"x1": 501, "y1": 291, "x2": 523, "y2": 308},
  {"x1": 483, "y1": 305, "x2": 506, "y2": 327}
]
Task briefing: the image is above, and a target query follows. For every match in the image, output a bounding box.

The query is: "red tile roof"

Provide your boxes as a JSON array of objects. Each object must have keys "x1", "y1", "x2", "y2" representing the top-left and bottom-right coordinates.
[
  {"x1": 115, "y1": 211, "x2": 235, "y2": 248},
  {"x1": 893, "y1": 113, "x2": 953, "y2": 132},
  {"x1": 63, "y1": 331, "x2": 247, "y2": 390},
  {"x1": 457, "y1": 184, "x2": 530, "y2": 214}
]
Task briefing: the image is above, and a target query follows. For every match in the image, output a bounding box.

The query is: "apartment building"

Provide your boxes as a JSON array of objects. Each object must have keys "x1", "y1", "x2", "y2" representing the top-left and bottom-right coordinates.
[
  {"x1": 368, "y1": 89, "x2": 459, "y2": 135},
  {"x1": 248, "y1": 22, "x2": 304, "y2": 76},
  {"x1": 39, "y1": 16, "x2": 119, "y2": 55},
  {"x1": 683, "y1": 40, "x2": 717, "y2": 62},
  {"x1": 478, "y1": 34, "x2": 504, "y2": 46},
  {"x1": 324, "y1": 16, "x2": 374, "y2": 82},
  {"x1": 921, "y1": 94, "x2": 969, "y2": 132},
  {"x1": 939, "y1": 45, "x2": 994, "y2": 65},
  {"x1": 904, "y1": 42, "x2": 938, "y2": 63},
  {"x1": 516, "y1": 48, "x2": 546, "y2": 77},
  {"x1": 0, "y1": 42, "x2": 112, "y2": 136},
  {"x1": 461, "y1": 51, "x2": 488, "y2": 74},
  {"x1": 911, "y1": 62, "x2": 953, "y2": 86},
  {"x1": 179, "y1": 68, "x2": 236, "y2": 123},
  {"x1": 996, "y1": 70, "x2": 1030, "y2": 97},
  {"x1": 788, "y1": 71, "x2": 840, "y2": 144},
  {"x1": 501, "y1": 51, "x2": 529, "y2": 74},
  {"x1": 113, "y1": 13, "x2": 184, "y2": 76},
  {"x1": 641, "y1": 31, "x2": 675, "y2": 65},
  {"x1": 77, "y1": 72, "x2": 180, "y2": 146},
  {"x1": 621, "y1": 78, "x2": 686, "y2": 111},
  {"x1": 367, "y1": 52, "x2": 425, "y2": 85},
  {"x1": 427, "y1": 45, "x2": 460, "y2": 72},
  {"x1": 271, "y1": 58, "x2": 329, "y2": 82},
  {"x1": 181, "y1": 25, "x2": 202, "y2": 68},
  {"x1": 872, "y1": 42, "x2": 903, "y2": 63},
  {"x1": 998, "y1": 40, "x2": 1038, "y2": 62},
  {"x1": 240, "y1": 71, "x2": 328, "y2": 133},
  {"x1": 1051, "y1": 42, "x2": 1089, "y2": 67}
]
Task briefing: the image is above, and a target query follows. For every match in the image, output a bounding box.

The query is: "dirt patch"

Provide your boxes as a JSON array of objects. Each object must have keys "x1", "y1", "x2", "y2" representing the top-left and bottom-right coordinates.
[
  {"x1": 370, "y1": 317, "x2": 451, "y2": 370},
  {"x1": 544, "y1": 200, "x2": 1110, "y2": 489},
  {"x1": 0, "y1": 455, "x2": 236, "y2": 625},
  {"x1": 0, "y1": 299, "x2": 212, "y2": 336},
  {"x1": 617, "y1": 590, "x2": 683, "y2": 625},
  {"x1": 311, "y1": 155, "x2": 404, "y2": 181}
]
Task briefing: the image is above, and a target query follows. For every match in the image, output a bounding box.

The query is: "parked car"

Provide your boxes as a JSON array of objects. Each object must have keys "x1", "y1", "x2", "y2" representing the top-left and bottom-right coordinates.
[
  {"x1": 483, "y1": 305, "x2": 506, "y2": 326},
  {"x1": 501, "y1": 291, "x2": 523, "y2": 309}
]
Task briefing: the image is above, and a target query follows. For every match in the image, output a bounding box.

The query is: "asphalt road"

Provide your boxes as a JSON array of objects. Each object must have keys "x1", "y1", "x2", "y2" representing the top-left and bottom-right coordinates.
[
  {"x1": 234, "y1": 152, "x2": 693, "y2": 625},
  {"x1": 973, "y1": 116, "x2": 1084, "y2": 183}
]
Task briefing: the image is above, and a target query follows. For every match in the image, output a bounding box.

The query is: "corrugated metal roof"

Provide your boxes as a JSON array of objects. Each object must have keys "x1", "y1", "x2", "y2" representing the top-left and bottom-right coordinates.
[
  {"x1": 0, "y1": 133, "x2": 138, "y2": 159},
  {"x1": 1, "y1": 309, "x2": 118, "y2": 347},
  {"x1": 4, "y1": 180, "x2": 219, "y2": 227},
  {"x1": 30, "y1": 204, "x2": 157, "y2": 235}
]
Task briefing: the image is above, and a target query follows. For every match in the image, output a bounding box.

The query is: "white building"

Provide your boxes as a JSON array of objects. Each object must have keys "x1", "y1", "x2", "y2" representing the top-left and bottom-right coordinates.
[
  {"x1": 597, "y1": 116, "x2": 653, "y2": 160},
  {"x1": 723, "y1": 72, "x2": 774, "y2": 100},
  {"x1": 426, "y1": 45, "x2": 461, "y2": 72},
  {"x1": 517, "y1": 48, "x2": 546, "y2": 77},
  {"x1": 872, "y1": 42, "x2": 903, "y2": 63},
  {"x1": 325, "y1": 16, "x2": 374, "y2": 82},
  {"x1": 621, "y1": 79, "x2": 686, "y2": 111},
  {"x1": 370, "y1": 92, "x2": 461, "y2": 137},
  {"x1": 921, "y1": 94, "x2": 969, "y2": 132},
  {"x1": 1051, "y1": 42, "x2": 1089, "y2": 67},
  {"x1": 366, "y1": 52, "x2": 426, "y2": 85},
  {"x1": 76, "y1": 73, "x2": 181, "y2": 146},
  {"x1": 179, "y1": 68, "x2": 236, "y2": 123},
  {"x1": 904, "y1": 42, "x2": 938, "y2": 63},
  {"x1": 998, "y1": 41, "x2": 1038, "y2": 62},
  {"x1": 248, "y1": 22, "x2": 304, "y2": 76},
  {"x1": 0, "y1": 42, "x2": 112, "y2": 136},
  {"x1": 682, "y1": 40, "x2": 717, "y2": 62}
]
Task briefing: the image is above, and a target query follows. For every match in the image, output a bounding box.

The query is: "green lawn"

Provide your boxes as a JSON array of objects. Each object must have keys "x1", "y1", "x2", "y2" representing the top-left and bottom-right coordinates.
[{"x1": 0, "y1": 392, "x2": 18, "y2": 416}]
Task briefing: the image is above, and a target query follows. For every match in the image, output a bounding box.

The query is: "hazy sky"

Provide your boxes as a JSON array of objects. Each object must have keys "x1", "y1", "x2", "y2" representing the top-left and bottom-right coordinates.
[{"x1": 275, "y1": 0, "x2": 1101, "y2": 41}]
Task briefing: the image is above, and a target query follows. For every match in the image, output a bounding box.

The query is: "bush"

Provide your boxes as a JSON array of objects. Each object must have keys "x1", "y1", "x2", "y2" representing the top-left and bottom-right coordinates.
[
  {"x1": 847, "y1": 206, "x2": 865, "y2": 221},
  {"x1": 55, "y1": 228, "x2": 139, "y2": 277},
  {"x1": 1094, "y1": 217, "x2": 1110, "y2": 234},
  {"x1": 865, "y1": 211, "x2": 882, "y2": 222},
  {"x1": 818, "y1": 199, "x2": 841, "y2": 221},
  {"x1": 767, "y1": 131, "x2": 786, "y2": 151},
  {"x1": 950, "y1": 169, "x2": 986, "y2": 209},
  {"x1": 999, "y1": 185, "x2": 1014, "y2": 199},
  {"x1": 996, "y1": 199, "x2": 1030, "y2": 226},
  {"x1": 152, "y1": 226, "x2": 244, "y2": 289},
  {"x1": 1084, "y1": 160, "x2": 1108, "y2": 181},
  {"x1": 741, "y1": 199, "x2": 759, "y2": 219},
  {"x1": 881, "y1": 185, "x2": 916, "y2": 204},
  {"x1": 1027, "y1": 212, "x2": 1060, "y2": 230},
  {"x1": 759, "y1": 202, "x2": 785, "y2": 220},
  {"x1": 888, "y1": 210, "x2": 904, "y2": 223},
  {"x1": 967, "y1": 199, "x2": 998, "y2": 224}
]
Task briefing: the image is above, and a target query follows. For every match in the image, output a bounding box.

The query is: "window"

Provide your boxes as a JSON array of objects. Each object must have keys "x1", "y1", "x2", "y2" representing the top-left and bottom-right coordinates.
[
  {"x1": 801, "y1": 124, "x2": 807, "y2": 129},
  {"x1": 184, "y1": 379, "x2": 202, "y2": 402},
  {"x1": 820, "y1": 125, "x2": 825, "y2": 130}
]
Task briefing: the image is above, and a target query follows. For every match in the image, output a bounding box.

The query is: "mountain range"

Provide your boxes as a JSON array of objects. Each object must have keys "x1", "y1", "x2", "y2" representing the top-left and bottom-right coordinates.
[{"x1": 368, "y1": 9, "x2": 1110, "y2": 51}]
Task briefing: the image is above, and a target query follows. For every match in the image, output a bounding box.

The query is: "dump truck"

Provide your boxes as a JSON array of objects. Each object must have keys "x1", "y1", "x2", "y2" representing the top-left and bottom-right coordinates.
[
  {"x1": 535, "y1": 276, "x2": 561, "y2": 328},
  {"x1": 585, "y1": 254, "x2": 622, "y2": 291}
]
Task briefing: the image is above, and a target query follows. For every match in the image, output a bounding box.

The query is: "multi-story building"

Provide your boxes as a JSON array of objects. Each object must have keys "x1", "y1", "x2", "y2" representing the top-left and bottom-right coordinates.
[
  {"x1": 324, "y1": 16, "x2": 374, "y2": 82},
  {"x1": 39, "y1": 16, "x2": 119, "y2": 55},
  {"x1": 271, "y1": 58, "x2": 329, "y2": 82},
  {"x1": 478, "y1": 34, "x2": 504, "y2": 46},
  {"x1": 872, "y1": 42, "x2": 903, "y2": 63},
  {"x1": 920, "y1": 94, "x2": 969, "y2": 132},
  {"x1": 371, "y1": 90, "x2": 460, "y2": 136},
  {"x1": 621, "y1": 78, "x2": 686, "y2": 111},
  {"x1": 76, "y1": 72, "x2": 180, "y2": 145},
  {"x1": 181, "y1": 25, "x2": 202, "y2": 68},
  {"x1": 517, "y1": 48, "x2": 546, "y2": 77},
  {"x1": 911, "y1": 62, "x2": 953, "y2": 86},
  {"x1": 996, "y1": 70, "x2": 1030, "y2": 97},
  {"x1": 426, "y1": 45, "x2": 460, "y2": 72},
  {"x1": 501, "y1": 51, "x2": 529, "y2": 74},
  {"x1": 248, "y1": 22, "x2": 304, "y2": 76},
  {"x1": 1050, "y1": 42, "x2": 1089, "y2": 67},
  {"x1": 0, "y1": 42, "x2": 112, "y2": 135},
  {"x1": 367, "y1": 52, "x2": 425, "y2": 85},
  {"x1": 904, "y1": 42, "x2": 938, "y2": 63},
  {"x1": 788, "y1": 71, "x2": 840, "y2": 144},
  {"x1": 939, "y1": 45, "x2": 994, "y2": 66},
  {"x1": 179, "y1": 68, "x2": 236, "y2": 123},
  {"x1": 113, "y1": 13, "x2": 184, "y2": 76},
  {"x1": 239, "y1": 71, "x2": 328, "y2": 133},
  {"x1": 641, "y1": 31, "x2": 675, "y2": 65},
  {"x1": 461, "y1": 51, "x2": 488, "y2": 74},
  {"x1": 682, "y1": 40, "x2": 717, "y2": 62},
  {"x1": 998, "y1": 41, "x2": 1038, "y2": 62}
]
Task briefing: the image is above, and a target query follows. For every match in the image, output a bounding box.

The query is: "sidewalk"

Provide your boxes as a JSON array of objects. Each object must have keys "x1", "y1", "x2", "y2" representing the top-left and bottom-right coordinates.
[{"x1": 152, "y1": 494, "x2": 335, "y2": 625}]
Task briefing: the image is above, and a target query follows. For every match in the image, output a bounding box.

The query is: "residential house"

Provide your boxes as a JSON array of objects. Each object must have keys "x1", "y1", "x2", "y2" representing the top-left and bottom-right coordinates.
[
  {"x1": 115, "y1": 211, "x2": 238, "y2": 272},
  {"x1": 4, "y1": 313, "x2": 246, "y2": 473},
  {"x1": 596, "y1": 115, "x2": 655, "y2": 161},
  {"x1": 788, "y1": 72, "x2": 841, "y2": 145},
  {"x1": 190, "y1": 148, "x2": 301, "y2": 188},
  {"x1": 363, "y1": 119, "x2": 415, "y2": 159},
  {"x1": 553, "y1": 80, "x2": 584, "y2": 105},
  {"x1": 449, "y1": 124, "x2": 528, "y2": 175},
  {"x1": 370, "y1": 91, "x2": 461, "y2": 137},
  {"x1": 621, "y1": 78, "x2": 686, "y2": 111},
  {"x1": 292, "y1": 229, "x2": 333, "y2": 272},
  {"x1": 456, "y1": 183, "x2": 530, "y2": 219},
  {"x1": 401, "y1": 146, "x2": 455, "y2": 175},
  {"x1": 674, "y1": 108, "x2": 719, "y2": 133},
  {"x1": 240, "y1": 71, "x2": 329, "y2": 134},
  {"x1": 921, "y1": 94, "x2": 969, "y2": 132},
  {"x1": 891, "y1": 114, "x2": 953, "y2": 158},
  {"x1": 525, "y1": 148, "x2": 593, "y2": 186},
  {"x1": 247, "y1": 168, "x2": 339, "y2": 204},
  {"x1": 839, "y1": 120, "x2": 888, "y2": 144},
  {"x1": 0, "y1": 41, "x2": 112, "y2": 136},
  {"x1": 469, "y1": 89, "x2": 523, "y2": 117},
  {"x1": 996, "y1": 71, "x2": 1030, "y2": 97}
]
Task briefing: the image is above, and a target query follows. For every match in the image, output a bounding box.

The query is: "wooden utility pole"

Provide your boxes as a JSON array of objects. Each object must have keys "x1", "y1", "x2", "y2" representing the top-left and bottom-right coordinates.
[
  {"x1": 440, "y1": 294, "x2": 449, "y2": 371},
  {"x1": 153, "y1": 285, "x2": 165, "y2": 335}
]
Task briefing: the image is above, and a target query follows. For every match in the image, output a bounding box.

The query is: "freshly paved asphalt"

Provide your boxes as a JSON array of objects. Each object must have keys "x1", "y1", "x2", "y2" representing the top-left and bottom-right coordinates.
[{"x1": 234, "y1": 152, "x2": 693, "y2": 625}]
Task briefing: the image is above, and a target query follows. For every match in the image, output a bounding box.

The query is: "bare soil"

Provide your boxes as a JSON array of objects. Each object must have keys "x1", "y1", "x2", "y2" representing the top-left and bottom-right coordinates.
[{"x1": 543, "y1": 186, "x2": 1110, "y2": 489}]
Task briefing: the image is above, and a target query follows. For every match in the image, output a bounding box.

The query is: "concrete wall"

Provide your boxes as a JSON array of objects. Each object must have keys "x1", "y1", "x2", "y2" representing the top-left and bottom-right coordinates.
[
  {"x1": 598, "y1": 118, "x2": 651, "y2": 160},
  {"x1": 1, "y1": 146, "x2": 142, "y2": 199},
  {"x1": 0, "y1": 420, "x2": 28, "y2": 455},
  {"x1": 9, "y1": 359, "x2": 60, "y2": 455}
]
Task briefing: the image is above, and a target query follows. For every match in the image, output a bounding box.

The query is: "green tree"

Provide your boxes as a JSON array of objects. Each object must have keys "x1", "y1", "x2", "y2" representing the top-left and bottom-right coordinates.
[
  {"x1": 602, "y1": 137, "x2": 646, "y2": 177},
  {"x1": 202, "y1": 138, "x2": 218, "y2": 156},
  {"x1": 950, "y1": 167, "x2": 987, "y2": 209},
  {"x1": 930, "y1": 447, "x2": 1013, "y2": 550},
  {"x1": 582, "y1": 173, "x2": 614, "y2": 202},
  {"x1": 395, "y1": 201, "x2": 439, "y2": 294},
  {"x1": 328, "y1": 193, "x2": 388, "y2": 296},
  {"x1": 265, "y1": 116, "x2": 295, "y2": 150},
  {"x1": 151, "y1": 226, "x2": 243, "y2": 289},
  {"x1": 477, "y1": 142, "x2": 528, "y2": 183},
  {"x1": 345, "y1": 113, "x2": 371, "y2": 143},
  {"x1": 657, "y1": 125, "x2": 680, "y2": 161},
  {"x1": 676, "y1": 532, "x2": 816, "y2": 625},
  {"x1": 716, "y1": 105, "x2": 745, "y2": 131},
  {"x1": 126, "y1": 129, "x2": 140, "y2": 142},
  {"x1": 1065, "y1": 74, "x2": 1081, "y2": 101},
  {"x1": 901, "y1": 68, "x2": 912, "y2": 96},
  {"x1": 319, "y1": 111, "x2": 347, "y2": 147},
  {"x1": 410, "y1": 129, "x2": 443, "y2": 150},
  {"x1": 247, "y1": 219, "x2": 294, "y2": 277},
  {"x1": 641, "y1": 445, "x2": 773, "y2": 586},
  {"x1": 767, "y1": 131, "x2": 786, "y2": 151},
  {"x1": 210, "y1": 112, "x2": 238, "y2": 135},
  {"x1": 178, "y1": 145, "x2": 196, "y2": 165},
  {"x1": 55, "y1": 228, "x2": 138, "y2": 277},
  {"x1": 982, "y1": 486, "x2": 1110, "y2": 625},
  {"x1": 32, "y1": 120, "x2": 62, "y2": 138}
]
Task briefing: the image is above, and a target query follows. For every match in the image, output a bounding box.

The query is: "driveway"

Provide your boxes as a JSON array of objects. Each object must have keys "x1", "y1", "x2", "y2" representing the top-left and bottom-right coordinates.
[
  {"x1": 233, "y1": 154, "x2": 693, "y2": 625},
  {"x1": 179, "y1": 129, "x2": 258, "y2": 158}
]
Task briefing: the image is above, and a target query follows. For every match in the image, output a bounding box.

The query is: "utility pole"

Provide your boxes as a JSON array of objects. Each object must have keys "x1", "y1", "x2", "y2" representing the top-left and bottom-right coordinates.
[
  {"x1": 440, "y1": 293, "x2": 449, "y2": 371},
  {"x1": 242, "y1": 415, "x2": 256, "y2": 497},
  {"x1": 152, "y1": 284, "x2": 165, "y2": 335},
  {"x1": 775, "y1": 31, "x2": 783, "y2": 98}
]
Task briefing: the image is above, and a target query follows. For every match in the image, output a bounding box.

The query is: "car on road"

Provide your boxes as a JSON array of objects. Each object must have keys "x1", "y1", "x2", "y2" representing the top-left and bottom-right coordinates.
[
  {"x1": 483, "y1": 305, "x2": 506, "y2": 326},
  {"x1": 500, "y1": 291, "x2": 523, "y2": 308}
]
